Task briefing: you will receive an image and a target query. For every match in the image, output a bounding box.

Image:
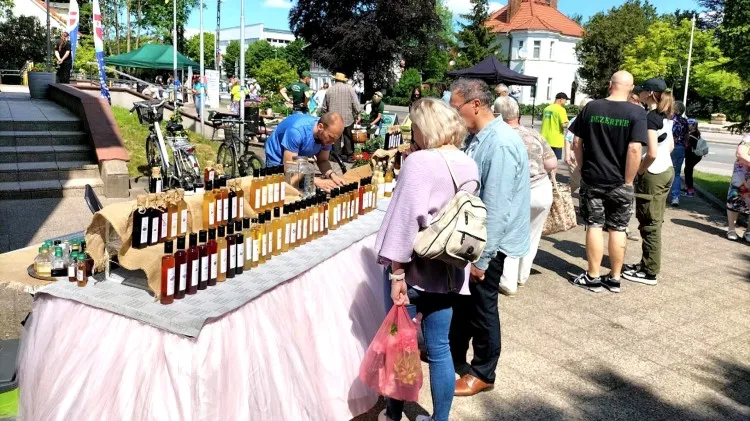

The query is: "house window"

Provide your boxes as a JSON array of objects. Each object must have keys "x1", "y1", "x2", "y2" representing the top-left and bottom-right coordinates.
[
  {"x1": 547, "y1": 78, "x2": 553, "y2": 100},
  {"x1": 549, "y1": 41, "x2": 555, "y2": 59},
  {"x1": 517, "y1": 40, "x2": 524, "y2": 58},
  {"x1": 533, "y1": 41, "x2": 541, "y2": 59}
]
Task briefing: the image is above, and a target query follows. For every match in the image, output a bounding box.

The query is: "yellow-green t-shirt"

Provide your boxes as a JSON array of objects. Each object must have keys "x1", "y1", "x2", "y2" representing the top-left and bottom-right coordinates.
[{"x1": 540, "y1": 103, "x2": 569, "y2": 148}]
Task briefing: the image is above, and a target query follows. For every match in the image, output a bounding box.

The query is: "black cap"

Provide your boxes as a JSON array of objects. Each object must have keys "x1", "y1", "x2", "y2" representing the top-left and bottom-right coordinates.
[
  {"x1": 164, "y1": 239, "x2": 174, "y2": 254},
  {"x1": 235, "y1": 220, "x2": 242, "y2": 232},
  {"x1": 265, "y1": 210, "x2": 272, "y2": 220},
  {"x1": 260, "y1": 167, "x2": 266, "y2": 177},
  {"x1": 206, "y1": 180, "x2": 213, "y2": 190},
  {"x1": 252, "y1": 217, "x2": 258, "y2": 224},
  {"x1": 218, "y1": 225, "x2": 225, "y2": 237},
  {"x1": 243, "y1": 217, "x2": 250, "y2": 229},
  {"x1": 189, "y1": 232, "x2": 198, "y2": 247},
  {"x1": 555, "y1": 92, "x2": 569, "y2": 100},
  {"x1": 253, "y1": 168, "x2": 260, "y2": 177},
  {"x1": 227, "y1": 222, "x2": 234, "y2": 235},
  {"x1": 208, "y1": 227, "x2": 216, "y2": 240},
  {"x1": 636, "y1": 78, "x2": 667, "y2": 93},
  {"x1": 54, "y1": 240, "x2": 61, "y2": 245},
  {"x1": 195, "y1": 182, "x2": 204, "y2": 191},
  {"x1": 258, "y1": 213, "x2": 265, "y2": 224},
  {"x1": 176, "y1": 236, "x2": 186, "y2": 250},
  {"x1": 199, "y1": 229, "x2": 207, "y2": 243},
  {"x1": 274, "y1": 207, "x2": 280, "y2": 218}
]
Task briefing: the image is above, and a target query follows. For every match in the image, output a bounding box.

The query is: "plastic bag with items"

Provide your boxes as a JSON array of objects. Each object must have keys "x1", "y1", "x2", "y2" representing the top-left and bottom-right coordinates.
[{"x1": 359, "y1": 305, "x2": 423, "y2": 401}]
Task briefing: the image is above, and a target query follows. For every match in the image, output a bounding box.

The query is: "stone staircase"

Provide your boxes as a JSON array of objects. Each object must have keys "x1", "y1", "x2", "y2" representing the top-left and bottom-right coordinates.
[{"x1": 0, "y1": 99, "x2": 103, "y2": 199}]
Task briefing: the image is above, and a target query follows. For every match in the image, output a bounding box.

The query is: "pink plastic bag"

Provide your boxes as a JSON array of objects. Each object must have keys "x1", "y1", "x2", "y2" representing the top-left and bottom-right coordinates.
[{"x1": 359, "y1": 305, "x2": 423, "y2": 401}]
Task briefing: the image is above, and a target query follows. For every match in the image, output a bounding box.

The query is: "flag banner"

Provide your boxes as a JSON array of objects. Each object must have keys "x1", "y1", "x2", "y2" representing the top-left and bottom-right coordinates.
[
  {"x1": 67, "y1": 0, "x2": 78, "y2": 63},
  {"x1": 92, "y1": 0, "x2": 110, "y2": 103}
]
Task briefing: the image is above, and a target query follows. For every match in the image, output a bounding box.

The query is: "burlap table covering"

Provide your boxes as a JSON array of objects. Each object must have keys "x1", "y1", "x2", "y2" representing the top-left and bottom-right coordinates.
[{"x1": 85, "y1": 176, "x2": 303, "y2": 297}]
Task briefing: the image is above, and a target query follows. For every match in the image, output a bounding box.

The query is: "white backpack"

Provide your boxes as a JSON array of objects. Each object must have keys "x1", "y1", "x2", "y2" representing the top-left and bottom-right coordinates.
[{"x1": 413, "y1": 151, "x2": 487, "y2": 273}]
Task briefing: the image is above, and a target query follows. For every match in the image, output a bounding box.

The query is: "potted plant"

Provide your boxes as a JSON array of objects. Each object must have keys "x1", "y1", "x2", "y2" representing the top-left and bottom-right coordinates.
[
  {"x1": 27, "y1": 62, "x2": 57, "y2": 99},
  {"x1": 710, "y1": 113, "x2": 727, "y2": 125}
]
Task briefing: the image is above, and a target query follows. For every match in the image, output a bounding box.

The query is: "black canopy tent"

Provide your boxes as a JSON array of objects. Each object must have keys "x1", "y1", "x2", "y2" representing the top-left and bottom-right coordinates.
[{"x1": 447, "y1": 55, "x2": 539, "y2": 126}]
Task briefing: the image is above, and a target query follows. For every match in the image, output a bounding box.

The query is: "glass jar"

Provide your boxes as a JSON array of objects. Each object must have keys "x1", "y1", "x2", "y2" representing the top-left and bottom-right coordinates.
[{"x1": 284, "y1": 157, "x2": 316, "y2": 199}]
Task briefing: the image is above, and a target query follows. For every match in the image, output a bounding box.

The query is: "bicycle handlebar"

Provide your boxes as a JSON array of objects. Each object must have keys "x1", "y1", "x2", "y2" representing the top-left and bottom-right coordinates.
[{"x1": 130, "y1": 99, "x2": 168, "y2": 113}]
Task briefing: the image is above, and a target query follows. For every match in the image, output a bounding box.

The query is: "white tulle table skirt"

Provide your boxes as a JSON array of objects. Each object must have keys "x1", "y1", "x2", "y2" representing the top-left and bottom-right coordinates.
[{"x1": 18, "y1": 234, "x2": 385, "y2": 421}]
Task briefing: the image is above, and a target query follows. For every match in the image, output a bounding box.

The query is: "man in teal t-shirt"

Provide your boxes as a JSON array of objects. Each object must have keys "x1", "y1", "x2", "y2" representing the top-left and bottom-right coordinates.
[
  {"x1": 540, "y1": 92, "x2": 570, "y2": 160},
  {"x1": 280, "y1": 71, "x2": 312, "y2": 114}
]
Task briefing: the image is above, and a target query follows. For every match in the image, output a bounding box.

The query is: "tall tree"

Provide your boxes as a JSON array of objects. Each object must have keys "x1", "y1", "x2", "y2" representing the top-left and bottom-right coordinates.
[
  {"x1": 277, "y1": 39, "x2": 311, "y2": 76},
  {"x1": 0, "y1": 14, "x2": 46, "y2": 69},
  {"x1": 222, "y1": 40, "x2": 241, "y2": 78},
  {"x1": 414, "y1": 0, "x2": 455, "y2": 81},
  {"x1": 575, "y1": 0, "x2": 657, "y2": 98},
  {"x1": 185, "y1": 32, "x2": 216, "y2": 69},
  {"x1": 289, "y1": 0, "x2": 440, "y2": 93},
  {"x1": 245, "y1": 40, "x2": 277, "y2": 77},
  {"x1": 568, "y1": 13, "x2": 583, "y2": 26},
  {"x1": 253, "y1": 58, "x2": 298, "y2": 95},
  {"x1": 698, "y1": 0, "x2": 724, "y2": 28},
  {"x1": 715, "y1": 0, "x2": 750, "y2": 132},
  {"x1": 455, "y1": 0, "x2": 496, "y2": 69}
]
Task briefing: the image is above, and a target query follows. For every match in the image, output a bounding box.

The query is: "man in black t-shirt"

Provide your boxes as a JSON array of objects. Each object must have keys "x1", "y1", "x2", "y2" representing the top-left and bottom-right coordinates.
[{"x1": 568, "y1": 71, "x2": 647, "y2": 293}]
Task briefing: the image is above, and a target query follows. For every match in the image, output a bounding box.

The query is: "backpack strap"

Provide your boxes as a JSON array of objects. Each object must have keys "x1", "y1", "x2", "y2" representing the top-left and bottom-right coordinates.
[{"x1": 435, "y1": 150, "x2": 480, "y2": 194}]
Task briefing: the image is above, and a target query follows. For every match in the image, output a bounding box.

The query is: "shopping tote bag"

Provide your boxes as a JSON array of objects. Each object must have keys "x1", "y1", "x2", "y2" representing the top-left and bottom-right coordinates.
[
  {"x1": 359, "y1": 305, "x2": 423, "y2": 401},
  {"x1": 542, "y1": 181, "x2": 577, "y2": 235}
]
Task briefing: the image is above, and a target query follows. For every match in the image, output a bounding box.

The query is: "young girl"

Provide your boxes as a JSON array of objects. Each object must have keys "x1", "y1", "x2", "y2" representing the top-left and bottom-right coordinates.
[{"x1": 683, "y1": 119, "x2": 702, "y2": 197}]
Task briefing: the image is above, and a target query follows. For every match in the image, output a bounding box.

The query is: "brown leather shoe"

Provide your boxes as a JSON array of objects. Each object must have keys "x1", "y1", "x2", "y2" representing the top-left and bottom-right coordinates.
[{"x1": 454, "y1": 374, "x2": 493, "y2": 396}]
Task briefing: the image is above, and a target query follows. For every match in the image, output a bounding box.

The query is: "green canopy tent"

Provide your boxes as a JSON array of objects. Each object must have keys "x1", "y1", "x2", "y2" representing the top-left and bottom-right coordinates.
[{"x1": 105, "y1": 44, "x2": 199, "y2": 70}]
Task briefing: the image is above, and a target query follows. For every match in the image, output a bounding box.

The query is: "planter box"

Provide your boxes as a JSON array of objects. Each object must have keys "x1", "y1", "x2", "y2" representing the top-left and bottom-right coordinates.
[{"x1": 28, "y1": 72, "x2": 56, "y2": 99}]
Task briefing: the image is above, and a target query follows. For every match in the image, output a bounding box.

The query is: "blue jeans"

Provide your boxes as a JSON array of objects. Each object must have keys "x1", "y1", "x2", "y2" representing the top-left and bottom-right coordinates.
[
  {"x1": 383, "y1": 273, "x2": 454, "y2": 421},
  {"x1": 670, "y1": 145, "x2": 686, "y2": 201},
  {"x1": 195, "y1": 96, "x2": 203, "y2": 115}
]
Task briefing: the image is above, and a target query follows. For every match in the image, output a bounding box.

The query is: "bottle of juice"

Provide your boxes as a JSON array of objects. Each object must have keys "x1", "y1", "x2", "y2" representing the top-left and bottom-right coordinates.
[
  {"x1": 228, "y1": 180, "x2": 238, "y2": 222},
  {"x1": 272, "y1": 207, "x2": 283, "y2": 256},
  {"x1": 186, "y1": 233, "x2": 200, "y2": 295},
  {"x1": 272, "y1": 166, "x2": 282, "y2": 207},
  {"x1": 176, "y1": 189, "x2": 189, "y2": 237},
  {"x1": 34, "y1": 246, "x2": 51, "y2": 278},
  {"x1": 260, "y1": 167, "x2": 268, "y2": 212},
  {"x1": 204, "y1": 160, "x2": 215, "y2": 185},
  {"x1": 236, "y1": 179, "x2": 245, "y2": 220},
  {"x1": 251, "y1": 168, "x2": 261, "y2": 211},
  {"x1": 207, "y1": 228, "x2": 218, "y2": 286},
  {"x1": 264, "y1": 210, "x2": 274, "y2": 258},
  {"x1": 147, "y1": 193, "x2": 161, "y2": 246},
  {"x1": 203, "y1": 180, "x2": 216, "y2": 230},
  {"x1": 149, "y1": 167, "x2": 163, "y2": 193},
  {"x1": 76, "y1": 252, "x2": 88, "y2": 287},
  {"x1": 198, "y1": 230, "x2": 209, "y2": 290},
  {"x1": 384, "y1": 167, "x2": 395, "y2": 198},
  {"x1": 235, "y1": 220, "x2": 244, "y2": 275},
  {"x1": 281, "y1": 204, "x2": 292, "y2": 253},
  {"x1": 214, "y1": 176, "x2": 224, "y2": 225},
  {"x1": 166, "y1": 191, "x2": 178, "y2": 240},
  {"x1": 157, "y1": 193, "x2": 168, "y2": 242},
  {"x1": 256, "y1": 213, "x2": 267, "y2": 264},
  {"x1": 132, "y1": 195, "x2": 149, "y2": 249},
  {"x1": 219, "y1": 179, "x2": 229, "y2": 225},
  {"x1": 288, "y1": 202, "x2": 298, "y2": 249},
  {"x1": 225, "y1": 223, "x2": 236, "y2": 279},
  {"x1": 250, "y1": 217, "x2": 261, "y2": 268},
  {"x1": 319, "y1": 192, "x2": 329, "y2": 237},
  {"x1": 242, "y1": 217, "x2": 253, "y2": 271},
  {"x1": 216, "y1": 225, "x2": 227, "y2": 282},
  {"x1": 174, "y1": 236, "x2": 187, "y2": 299}
]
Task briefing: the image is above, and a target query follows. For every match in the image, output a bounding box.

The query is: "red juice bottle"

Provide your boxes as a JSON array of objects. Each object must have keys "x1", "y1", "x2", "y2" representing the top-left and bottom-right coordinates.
[
  {"x1": 207, "y1": 228, "x2": 218, "y2": 286},
  {"x1": 160, "y1": 240, "x2": 175, "y2": 304},
  {"x1": 186, "y1": 233, "x2": 200, "y2": 295},
  {"x1": 174, "y1": 236, "x2": 187, "y2": 299},
  {"x1": 198, "y1": 230, "x2": 209, "y2": 290},
  {"x1": 225, "y1": 223, "x2": 236, "y2": 279}
]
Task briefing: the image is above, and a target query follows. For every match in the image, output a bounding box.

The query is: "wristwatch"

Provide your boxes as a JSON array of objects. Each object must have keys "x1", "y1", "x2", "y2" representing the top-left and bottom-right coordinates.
[{"x1": 389, "y1": 272, "x2": 406, "y2": 283}]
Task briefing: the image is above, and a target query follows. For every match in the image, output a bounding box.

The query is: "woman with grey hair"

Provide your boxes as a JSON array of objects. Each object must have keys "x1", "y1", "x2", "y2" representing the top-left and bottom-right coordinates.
[{"x1": 492, "y1": 96, "x2": 557, "y2": 294}]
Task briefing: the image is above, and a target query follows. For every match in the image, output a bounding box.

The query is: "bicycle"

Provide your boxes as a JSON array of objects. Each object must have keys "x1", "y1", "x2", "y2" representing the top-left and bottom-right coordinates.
[
  {"x1": 131, "y1": 99, "x2": 202, "y2": 189},
  {"x1": 210, "y1": 112, "x2": 265, "y2": 178}
]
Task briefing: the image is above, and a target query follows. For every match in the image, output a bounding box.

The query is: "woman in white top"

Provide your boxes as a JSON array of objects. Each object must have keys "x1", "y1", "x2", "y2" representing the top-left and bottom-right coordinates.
[{"x1": 622, "y1": 78, "x2": 675, "y2": 286}]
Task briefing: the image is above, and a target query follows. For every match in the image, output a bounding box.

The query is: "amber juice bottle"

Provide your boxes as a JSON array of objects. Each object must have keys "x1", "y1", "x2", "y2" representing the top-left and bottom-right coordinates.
[
  {"x1": 358, "y1": 179, "x2": 367, "y2": 215},
  {"x1": 242, "y1": 217, "x2": 253, "y2": 271},
  {"x1": 227, "y1": 180, "x2": 237, "y2": 222},
  {"x1": 281, "y1": 204, "x2": 292, "y2": 253},
  {"x1": 187, "y1": 233, "x2": 200, "y2": 295},
  {"x1": 319, "y1": 193, "x2": 329, "y2": 237},
  {"x1": 203, "y1": 180, "x2": 216, "y2": 230},
  {"x1": 219, "y1": 179, "x2": 229, "y2": 224},
  {"x1": 236, "y1": 179, "x2": 245, "y2": 219},
  {"x1": 174, "y1": 236, "x2": 187, "y2": 299},
  {"x1": 287, "y1": 203, "x2": 298, "y2": 250},
  {"x1": 297, "y1": 201, "x2": 307, "y2": 244},
  {"x1": 259, "y1": 168, "x2": 268, "y2": 212},
  {"x1": 204, "y1": 160, "x2": 215, "y2": 185},
  {"x1": 207, "y1": 228, "x2": 218, "y2": 286},
  {"x1": 256, "y1": 213, "x2": 267, "y2": 264},
  {"x1": 198, "y1": 230, "x2": 209, "y2": 290},
  {"x1": 264, "y1": 210, "x2": 274, "y2": 258},
  {"x1": 160, "y1": 240, "x2": 175, "y2": 304},
  {"x1": 216, "y1": 225, "x2": 227, "y2": 282},
  {"x1": 176, "y1": 189, "x2": 189, "y2": 237},
  {"x1": 273, "y1": 166, "x2": 283, "y2": 207},
  {"x1": 250, "y1": 168, "x2": 261, "y2": 211},
  {"x1": 267, "y1": 168, "x2": 276, "y2": 209},
  {"x1": 225, "y1": 223, "x2": 236, "y2": 279},
  {"x1": 272, "y1": 207, "x2": 283, "y2": 256},
  {"x1": 214, "y1": 176, "x2": 223, "y2": 225},
  {"x1": 250, "y1": 217, "x2": 261, "y2": 268},
  {"x1": 157, "y1": 193, "x2": 169, "y2": 242}
]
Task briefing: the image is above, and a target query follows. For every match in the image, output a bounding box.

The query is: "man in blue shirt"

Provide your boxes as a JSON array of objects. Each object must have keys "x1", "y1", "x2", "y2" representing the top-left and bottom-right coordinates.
[
  {"x1": 264, "y1": 112, "x2": 346, "y2": 191},
  {"x1": 449, "y1": 78, "x2": 531, "y2": 397}
]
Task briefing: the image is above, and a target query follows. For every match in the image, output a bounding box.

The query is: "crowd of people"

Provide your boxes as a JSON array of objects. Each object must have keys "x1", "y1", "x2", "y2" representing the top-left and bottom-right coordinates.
[{"x1": 369, "y1": 69, "x2": 749, "y2": 421}]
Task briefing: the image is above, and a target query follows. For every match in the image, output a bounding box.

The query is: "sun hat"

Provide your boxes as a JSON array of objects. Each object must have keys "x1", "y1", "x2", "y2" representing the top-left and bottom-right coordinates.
[{"x1": 332, "y1": 72, "x2": 348, "y2": 82}]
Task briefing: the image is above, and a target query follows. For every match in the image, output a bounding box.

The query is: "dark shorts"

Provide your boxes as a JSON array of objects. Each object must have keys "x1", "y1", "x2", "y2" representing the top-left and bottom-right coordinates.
[
  {"x1": 579, "y1": 180, "x2": 634, "y2": 232},
  {"x1": 552, "y1": 147, "x2": 563, "y2": 160}
]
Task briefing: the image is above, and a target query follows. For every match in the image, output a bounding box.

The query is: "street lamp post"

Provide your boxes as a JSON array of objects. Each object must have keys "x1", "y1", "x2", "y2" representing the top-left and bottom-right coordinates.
[
  {"x1": 239, "y1": 0, "x2": 245, "y2": 146},
  {"x1": 46, "y1": 0, "x2": 51, "y2": 71},
  {"x1": 683, "y1": 14, "x2": 696, "y2": 109},
  {"x1": 199, "y1": 0, "x2": 204, "y2": 136},
  {"x1": 173, "y1": 0, "x2": 177, "y2": 101}
]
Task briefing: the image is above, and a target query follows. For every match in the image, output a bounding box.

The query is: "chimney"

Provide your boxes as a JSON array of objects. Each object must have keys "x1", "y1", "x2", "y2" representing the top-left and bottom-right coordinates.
[{"x1": 507, "y1": 0, "x2": 522, "y2": 23}]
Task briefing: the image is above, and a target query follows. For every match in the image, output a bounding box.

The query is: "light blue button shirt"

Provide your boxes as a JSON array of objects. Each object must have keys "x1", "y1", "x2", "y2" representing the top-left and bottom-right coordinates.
[{"x1": 464, "y1": 117, "x2": 531, "y2": 269}]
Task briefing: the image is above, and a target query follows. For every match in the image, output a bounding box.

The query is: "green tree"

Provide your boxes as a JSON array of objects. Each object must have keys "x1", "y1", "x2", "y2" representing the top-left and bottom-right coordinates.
[
  {"x1": 185, "y1": 32, "x2": 216, "y2": 69},
  {"x1": 420, "y1": 0, "x2": 455, "y2": 81},
  {"x1": 277, "y1": 39, "x2": 311, "y2": 76},
  {"x1": 73, "y1": 35, "x2": 97, "y2": 76},
  {"x1": 245, "y1": 40, "x2": 277, "y2": 77},
  {"x1": 222, "y1": 40, "x2": 241, "y2": 78},
  {"x1": 0, "y1": 14, "x2": 46, "y2": 69},
  {"x1": 455, "y1": 0, "x2": 497, "y2": 69},
  {"x1": 290, "y1": 0, "x2": 440, "y2": 94},
  {"x1": 715, "y1": 0, "x2": 750, "y2": 131},
  {"x1": 392, "y1": 68, "x2": 422, "y2": 99},
  {"x1": 254, "y1": 59, "x2": 298, "y2": 95},
  {"x1": 576, "y1": 0, "x2": 657, "y2": 97},
  {"x1": 568, "y1": 13, "x2": 583, "y2": 26}
]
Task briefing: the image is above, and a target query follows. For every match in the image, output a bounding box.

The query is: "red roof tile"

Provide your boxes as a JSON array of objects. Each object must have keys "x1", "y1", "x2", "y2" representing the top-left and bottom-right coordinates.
[{"x1": 486, "y1": 0, "x2": 584, "y2": 38}]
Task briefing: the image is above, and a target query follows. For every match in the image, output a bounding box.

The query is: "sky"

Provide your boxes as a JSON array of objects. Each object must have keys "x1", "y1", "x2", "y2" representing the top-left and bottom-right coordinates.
[{"x1": 186, "y1": 0, "x2": 702, "y2": 32}]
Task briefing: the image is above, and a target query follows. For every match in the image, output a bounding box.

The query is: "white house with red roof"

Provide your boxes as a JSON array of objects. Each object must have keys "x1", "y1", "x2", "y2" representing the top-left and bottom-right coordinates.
[
  {"x1": 10, "y1": 0, "x2": 67, "y2": 29},
  {"x1": 485, "y1": 0, "x2": 584, "y2": 105}
]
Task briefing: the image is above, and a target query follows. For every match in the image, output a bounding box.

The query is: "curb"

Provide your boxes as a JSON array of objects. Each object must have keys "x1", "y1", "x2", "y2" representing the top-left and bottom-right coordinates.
[{"x1": 691, "y1": 176, "x2": 726, "y2": 212}]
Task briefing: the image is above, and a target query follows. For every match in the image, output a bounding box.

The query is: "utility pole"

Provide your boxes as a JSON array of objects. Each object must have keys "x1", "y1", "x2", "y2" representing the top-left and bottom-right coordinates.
[
  {"x1": 216, "y1": 0, "x2": 221, "y2": 74},
  {"x1": 173, "y1": 0, "x2": 177, "y2": 100},
  {"x1": 239, "y1": 0, "x2": 245, "y2": 143},
  {"x1": 199, "y1": 0, "x2": 204, "y2": 136},
  {"x1": 46, "y1": 0, "x2": 51, "y2": 71},
  {"x1": 683, "y1": 13, "x2": 696, "y2": 109}
]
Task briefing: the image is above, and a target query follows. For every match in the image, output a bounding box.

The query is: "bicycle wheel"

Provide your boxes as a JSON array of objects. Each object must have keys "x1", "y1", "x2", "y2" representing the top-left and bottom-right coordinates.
[
  {"x1": 245, "y1": 152, "x2": 265, "y2": 172},
  {"x1": 216, "y1": 143, "x2": 237, "y2": 178},
  {"x1": 145, "y1": 135, "x2": 166, "y2": 177}
]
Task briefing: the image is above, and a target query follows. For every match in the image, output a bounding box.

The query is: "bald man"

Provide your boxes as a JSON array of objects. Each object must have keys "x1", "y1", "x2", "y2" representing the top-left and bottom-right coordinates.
[
  {"x1": 264, "y1": 111, "x2": 346, "y2": 191},
  {"x1": 568, "y1": 70, "x2": 647, "y2": 293}
]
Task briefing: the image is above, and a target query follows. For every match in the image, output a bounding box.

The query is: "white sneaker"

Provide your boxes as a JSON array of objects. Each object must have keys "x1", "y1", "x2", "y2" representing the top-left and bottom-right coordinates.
[
  {"x1": 670, "y1": 198, "x2": 679, "y2": 207},
  {"x1": 728, "y1": 231, "x2": 739, "y2": 241},
  {"x1": 378, "y1": 409, "x2": 402, "y2": 421}
]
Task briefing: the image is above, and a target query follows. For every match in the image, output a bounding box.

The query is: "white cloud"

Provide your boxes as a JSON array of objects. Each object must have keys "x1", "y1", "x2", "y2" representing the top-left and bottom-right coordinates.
[
  {"x1": 263, "y1": 0, "x2": 293, "y2": 8},
  {"x1": 445, "y1": 0, "x2": 505, "y2": 15}
]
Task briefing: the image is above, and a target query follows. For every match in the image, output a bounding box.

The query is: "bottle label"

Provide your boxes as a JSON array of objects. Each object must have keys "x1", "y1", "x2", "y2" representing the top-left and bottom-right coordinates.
[
  {"x1": 252, "y1": 239, "x2": 259, "y2": 262},
  {"x1": 280, "y1": 182, "x2": 286, "y2": 202},
  {"x1": 267, "y1": 231, "x2": 273, "y2": 254},
  {"x1": 255, "y1": 190, "x2": 261, "y2": 209},
  {"x1": 219, "y1": 249, "x2": 227, "y2": 274},
  {"x1": 201, "y1": 256, "x2": 208, "y2": 280},
  {"x1": 216, "y1": 199, "x2": 223, "y2": 222},
  {"x1": 261, "y1": 235, "x2": 267, "y2": 256},
  {"x1": 319, "y1": 212, "x2": 325, "y2": 231},
  {"x1": 285, "y1": 223, "x2": 291, "y2": 244},
  {"x1": 385, "y1": 181, "x2": 394, "y2": 194},
  {"x1": 245, "y1": 239, "x2": 252, "y2": 263},
  {"x1": 267, "y1": 183, "x2": 274, "y2": 205},
  {"x1": 222, "y1": 199, "x2": 229, "y2": 221},
  {"x1": 296, "y1": 220, "x2": 303, "y2": 241},
  {"x1": 334, "y1": 206, "x2": 340, "y2": 225},
  {"x1": 239, "y1": 198, "x2": 244, "y2": 218},
  {"x1": 77, "y1": 266, "x2": 84, "y2": 282},
  {"x1": 313, "y1": 213, "x2": 319, "y2": 233},
  {"x1": 232, "y1": 198, "x2": 238, "y2": 220},
  {"x1": 378, "y1": 184, "x2": 385, "y2": 198},
  {"x1": 325, "y1": 209, "x2": 330, "y2": 229},
  {"x1": 237, "y1": 242, "x2": 244, "y2": 265},
  {"x1": 355, "y1": 197, "x2": 359, "y2": 214},
  {"x1": 210, "y1": 253, "x2": 218, "y2": 278},
  {"x1": 67, "y1": 264, "x2": 75, "y2": 278},
  {"x1": 180, "y1": 210, "x2": 188, "y2": 234},
  {"x1": 350, "y1": 200, "x2": 355, "y2": 217},
  {"x1": 208, "y1": 202, "x2": 215, "y2": 225},
  {"x1": 276, "y1": 228, "x2": 282, "y2": 249},
  {"x1": 139, "y1": 217, "x2": 149, "y2": 244},
  {"x1": 156, "y1": 179, "x2": 162, "y2": 193},
  {"x1": 261, "y1": 186, "x2": 268, "y2": 206},
  {"x1": 190, "y1": 259, "x2": 199, "y2": 286},
  {"x1": 290, "y1": 223, "x2": 297, "y2": 244},
  {"x1": 310, "y1": 215, "x2": 316, "y2": 234},
  {"x1": 179, "y1": 263, "x2": 187, "y2": 291},
  {"x1": 150, "y1": 216, "x2": 159, "y2": 243},
  {"x1": 229, "y1": 244, "x2": 236, "y2": 269},
  {"x1": 170, "y1": 212, "x2": 178, "y2": 237},
  {"x1": 273, "y1": 182, "x2": 280, "y2": 203},
  {"x1": 302, "y1": 220, "x2": 308, "y2": 239},
  {"x1": 160, "y1": 213, "x2": 168, "y2": 239},
  {"x1": 166, "y1": 267, "x2": 174, "y2": 295}
]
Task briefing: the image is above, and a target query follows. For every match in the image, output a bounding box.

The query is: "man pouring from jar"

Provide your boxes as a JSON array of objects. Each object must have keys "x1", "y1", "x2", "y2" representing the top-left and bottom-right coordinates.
[{"x1": 264, "y1": 111, "x2": 347, "y2": 192}]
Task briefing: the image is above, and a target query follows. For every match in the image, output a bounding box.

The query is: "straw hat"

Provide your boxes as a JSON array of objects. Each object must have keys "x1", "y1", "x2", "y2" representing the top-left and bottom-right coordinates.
[{"x1": 332, "y1": 72, "x2": 348, "y2": 82}]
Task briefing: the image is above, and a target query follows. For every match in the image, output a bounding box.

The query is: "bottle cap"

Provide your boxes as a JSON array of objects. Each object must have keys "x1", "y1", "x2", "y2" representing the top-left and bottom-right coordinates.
[
  {"x1": 189, "y1": 232, "x2": 198, "y2": 247},
  {"x1": 205, "y1": 180, "x2": 213, "y2": 191},
  {"x1": 176, "y1": 236, "x2": 186, "y2": 250},
  {"x1": 274, "y1": 207, "x2": 280, "y2": 218},
  {"x1": 38, "y1": 246, "x2": 44, "y2": 253},
  {"x1": 260, "y1": 167, "x2": 266, "y2": 177},
  {"x1": 208, "y1": 227, "x2": 216, "y2": 240},
  {"x1": 265, "y1": 210, "x2": 272, "y2": 220},
  {"x1": 199, "y1": 229, "x2": 207, "y2": 243},
  {"x1": 235, "y1": 220, "x2": 242, "y2": 233},
  {"x1": 253, "y1": 168, "x2": 260, "y2": 177},
  {"x1": 218, "y1": 225, "x2": 225, "y2": 237},
  {"x1": 80, "y1": 240, "x2": 87, "y2": 251},
  {"x1": 243, "y1": 217, "x2": 250, "y2": 229},
  {"x1": 258, "y1": 213, "x2": 265, "y2": 224},
  {"x1": 164, "y1": 240, "x2": 174, "y2": 254},
  {"x1": 227, "y1": 222, "x2": 234, "y2": 235},
  {"x1": 54, "y1": 240, "x2": 61, "y2": 246}
]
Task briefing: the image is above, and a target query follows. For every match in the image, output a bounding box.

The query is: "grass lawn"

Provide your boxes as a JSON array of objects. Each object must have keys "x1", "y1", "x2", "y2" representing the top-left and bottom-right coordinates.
[
  {"x1": 693, "y1": 170, "x2": 729, "y2": 203},
  {"x1": 112, "y1": 106, "x2": 220, "y2": 177}
]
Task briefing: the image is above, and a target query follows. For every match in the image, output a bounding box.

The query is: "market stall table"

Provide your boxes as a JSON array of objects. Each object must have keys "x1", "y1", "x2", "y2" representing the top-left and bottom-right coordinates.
[{"x1": 15, "y1": 205, "x2": 389, "y2": 421}]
